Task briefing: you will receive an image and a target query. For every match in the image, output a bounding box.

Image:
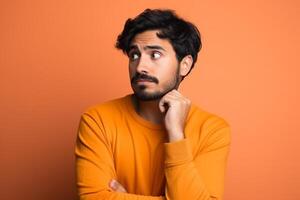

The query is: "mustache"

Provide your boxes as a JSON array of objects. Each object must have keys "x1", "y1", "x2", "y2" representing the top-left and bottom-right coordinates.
[{"x1": 131, "y1": 73, "x2": 159, "y2": 84}]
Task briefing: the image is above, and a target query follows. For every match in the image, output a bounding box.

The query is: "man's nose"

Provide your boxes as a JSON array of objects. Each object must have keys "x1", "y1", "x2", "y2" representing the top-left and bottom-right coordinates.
[{"x1": 136, "y1": 54, "x2": 150, "y2": 74}]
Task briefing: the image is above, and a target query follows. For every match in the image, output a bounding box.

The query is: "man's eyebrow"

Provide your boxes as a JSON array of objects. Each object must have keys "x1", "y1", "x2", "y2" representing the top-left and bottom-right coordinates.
[
  {"x1": 144, "y1": 45, "x2": 166, "y2": 51},
  {"x1": 129, "y1": 45, "x2": 138, "y2": 51},
  {"x1": 128, "y1": 45, "x2": 166, "y2": 51}
]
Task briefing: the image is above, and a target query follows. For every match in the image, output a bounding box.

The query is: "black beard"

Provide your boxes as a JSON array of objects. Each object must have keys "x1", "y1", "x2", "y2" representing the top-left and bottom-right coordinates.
[
  {"x1": 133, "y1": 85, "x2": 174, "y2": 101},
  {"x1": 132, "y1": 68, "x2": 181, "y2": 101}
]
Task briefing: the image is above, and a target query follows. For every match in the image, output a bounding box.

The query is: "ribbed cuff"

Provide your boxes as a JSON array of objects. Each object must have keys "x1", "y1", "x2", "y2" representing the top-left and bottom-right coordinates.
[{"x1": 164, "y1": 138, "x2": 193, "y2": 168}]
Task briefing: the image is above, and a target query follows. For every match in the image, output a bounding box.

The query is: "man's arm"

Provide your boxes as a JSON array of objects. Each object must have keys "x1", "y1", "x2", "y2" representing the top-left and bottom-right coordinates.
[
  {"x1": 75, "y1": 112, "x2": 165, "y2": 200},
  {"x1": 159, "y1": 90, "x2": 231, "y2": 200},
  {"x1": 164, "y1": 125, "x2": 231, "y2": 200},
  {"x1": 107, "y1": 118, "x2": 231, "y2": 200}
]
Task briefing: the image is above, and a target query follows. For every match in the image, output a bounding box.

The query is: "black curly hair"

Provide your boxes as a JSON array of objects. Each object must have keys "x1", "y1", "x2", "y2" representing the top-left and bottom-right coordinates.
[{"x1": 115, "y1": 8, "x2": 202, "y2": 79}]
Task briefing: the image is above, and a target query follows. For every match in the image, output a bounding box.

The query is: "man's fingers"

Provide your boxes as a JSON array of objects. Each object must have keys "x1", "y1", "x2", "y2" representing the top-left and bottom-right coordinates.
[
  {"x1": 109, "y1": 179, "x2": 127, "y2": 193},
  {"x1": 159, "y1": 98, "x2": 167, "y2": 113}
]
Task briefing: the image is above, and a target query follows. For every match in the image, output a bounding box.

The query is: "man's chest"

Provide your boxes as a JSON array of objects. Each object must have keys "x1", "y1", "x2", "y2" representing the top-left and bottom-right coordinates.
[{"x1": 111, "y1": 127, "x2": 166, "y2": 194}]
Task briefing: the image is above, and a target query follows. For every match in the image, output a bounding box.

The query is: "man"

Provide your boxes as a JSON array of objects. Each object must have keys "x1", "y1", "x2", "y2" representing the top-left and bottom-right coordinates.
[{"x1": 75, "y1": 9, "x2": 231, "y2": 200}]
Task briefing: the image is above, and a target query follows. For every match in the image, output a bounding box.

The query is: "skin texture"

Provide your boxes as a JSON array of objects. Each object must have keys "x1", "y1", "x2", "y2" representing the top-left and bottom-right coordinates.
[{"x1": 110, "y1": 30, "x2": 194, "y2": 192}]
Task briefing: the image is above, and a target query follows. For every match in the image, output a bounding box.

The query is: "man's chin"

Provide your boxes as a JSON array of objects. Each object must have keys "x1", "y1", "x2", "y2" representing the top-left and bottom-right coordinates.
[{"x1": 133, "y1": 91, "x2": 163, "y2": 101}]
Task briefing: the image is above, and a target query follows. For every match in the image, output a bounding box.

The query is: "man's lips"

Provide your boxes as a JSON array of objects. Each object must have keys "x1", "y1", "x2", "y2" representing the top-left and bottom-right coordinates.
[{"x1": 135, "y1": 79, "x2": 154, "y2": 83}]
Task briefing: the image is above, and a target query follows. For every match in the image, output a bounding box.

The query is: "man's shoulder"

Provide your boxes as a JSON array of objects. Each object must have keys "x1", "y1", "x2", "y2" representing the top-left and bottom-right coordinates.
[
  {"x1": 189, "y1": 103, "x2": 230, "y2": 129},
  {"x1": 189, "y1": 103, "x2": 231, "y2": 147},
  {"x1": 81, "y1": 95, "x2": 130, "y2": 119}
]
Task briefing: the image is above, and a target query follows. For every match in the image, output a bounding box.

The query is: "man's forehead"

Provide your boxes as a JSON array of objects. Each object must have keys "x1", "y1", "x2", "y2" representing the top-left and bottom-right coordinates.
[{"x1": 130, "y1": 30, "x2": 171, "y2": 50}]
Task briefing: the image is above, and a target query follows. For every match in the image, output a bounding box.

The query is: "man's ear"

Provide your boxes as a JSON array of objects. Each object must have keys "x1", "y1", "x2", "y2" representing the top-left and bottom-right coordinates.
[{"x1": 179, "y1": 55, "x2": 193, "y2": 77}]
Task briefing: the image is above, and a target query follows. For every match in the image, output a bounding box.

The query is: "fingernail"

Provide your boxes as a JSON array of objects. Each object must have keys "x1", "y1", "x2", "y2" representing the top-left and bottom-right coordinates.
[{"x1": 110, "y1": 180, "x2": 117, "y2": 189}]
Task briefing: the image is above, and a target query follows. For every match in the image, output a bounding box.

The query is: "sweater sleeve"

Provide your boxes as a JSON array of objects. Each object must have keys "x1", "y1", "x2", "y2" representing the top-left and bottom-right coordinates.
[
  {"x1": 75, "y1": 112, "x2": 165, "y2": 200},
  {"x1": 164, "y1": 118, "x2": 231, "y2": 200}
]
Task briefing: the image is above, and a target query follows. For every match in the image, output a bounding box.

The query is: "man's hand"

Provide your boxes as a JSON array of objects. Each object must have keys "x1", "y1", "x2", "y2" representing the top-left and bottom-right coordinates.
[
  {"x1": 159, "y1": 89, "x2": 191, "y2": 142},
  {"x1": 109, "y1": 179, "x2": 127, "y2": 193}
]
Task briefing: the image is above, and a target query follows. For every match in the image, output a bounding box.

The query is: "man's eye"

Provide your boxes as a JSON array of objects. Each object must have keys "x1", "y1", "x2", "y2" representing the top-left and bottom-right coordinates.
[
  {"x1": 130, "y1": 53, "x2": 139, "y2": 60},
  {"x1": 152, "y1": 52, "x2": 161, "y2": 59}
]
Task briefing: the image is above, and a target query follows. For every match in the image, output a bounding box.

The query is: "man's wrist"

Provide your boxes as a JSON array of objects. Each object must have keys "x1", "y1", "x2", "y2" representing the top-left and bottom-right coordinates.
[{"x1": 167, "y1": 130, "x2": 184, "y2": 142}]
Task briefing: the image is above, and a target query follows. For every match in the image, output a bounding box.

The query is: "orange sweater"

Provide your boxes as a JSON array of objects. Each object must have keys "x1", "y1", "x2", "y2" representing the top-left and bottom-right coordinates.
[{"x1": 75, "y1": 94, "x2": 231, "y2": 200}]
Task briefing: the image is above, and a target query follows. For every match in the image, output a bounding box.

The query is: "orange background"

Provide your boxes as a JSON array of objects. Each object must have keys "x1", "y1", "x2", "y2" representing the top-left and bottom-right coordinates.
[{"x1": 1, "y1": 1, "x2": 299, "y2": 200}]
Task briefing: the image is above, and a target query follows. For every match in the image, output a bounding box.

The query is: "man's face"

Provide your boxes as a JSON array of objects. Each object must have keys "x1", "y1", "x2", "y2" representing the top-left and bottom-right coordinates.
[{"x1": 128, "y1": 30, "x2": 181, "y2": 101}]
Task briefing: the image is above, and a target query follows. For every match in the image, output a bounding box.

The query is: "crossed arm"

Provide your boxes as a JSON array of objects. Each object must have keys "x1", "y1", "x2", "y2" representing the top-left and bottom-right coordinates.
[{"x1": 75, "y1": 112, "x2": 231, "y2": 200}]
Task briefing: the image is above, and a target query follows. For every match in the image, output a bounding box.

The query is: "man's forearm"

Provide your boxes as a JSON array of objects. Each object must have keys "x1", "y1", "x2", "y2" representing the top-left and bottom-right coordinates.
[
  {"x1": 79, "y1": 190, "x2": 165, "y2": 200},
  {"x1": 107, "y1": 179, "x2": 165, "y2": 200},
  {"x1": 163, "y1": 136, "x2": 229, "y2": 200}
]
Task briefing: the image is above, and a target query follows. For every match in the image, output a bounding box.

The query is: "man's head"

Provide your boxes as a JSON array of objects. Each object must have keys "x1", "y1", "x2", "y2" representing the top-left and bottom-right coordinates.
[{"x1": 115, "y1": 9, "x2": 202, "y2": 101}]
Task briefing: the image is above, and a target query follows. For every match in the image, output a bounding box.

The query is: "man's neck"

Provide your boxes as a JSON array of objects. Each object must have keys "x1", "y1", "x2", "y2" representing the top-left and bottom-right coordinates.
[{"x1": 131, "y1": 95, "x2": 164, "y2": 125}]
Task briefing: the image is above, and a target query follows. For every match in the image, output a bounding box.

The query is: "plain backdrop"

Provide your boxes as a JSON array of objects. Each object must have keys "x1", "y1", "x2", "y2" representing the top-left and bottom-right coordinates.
[{"x1": 1, "y1": 1, "x2": 299, "y2": 200}]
